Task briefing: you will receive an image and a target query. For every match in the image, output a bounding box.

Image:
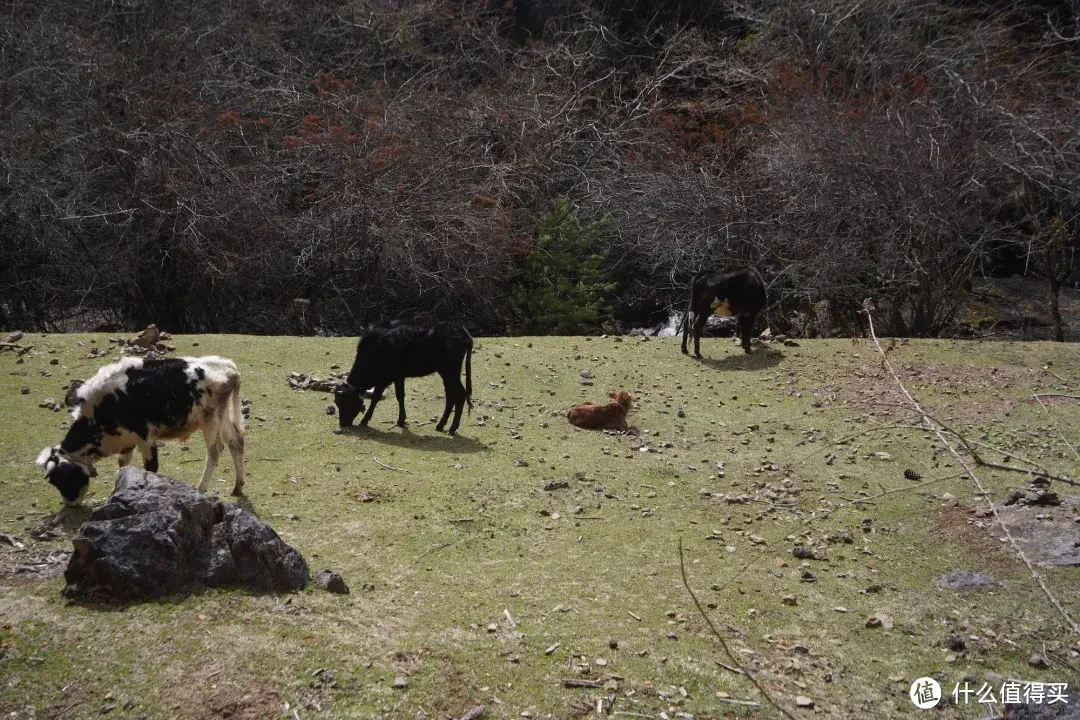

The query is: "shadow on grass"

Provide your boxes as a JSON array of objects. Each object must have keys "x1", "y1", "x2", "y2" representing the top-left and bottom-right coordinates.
[
  {"x1": 35, "y1": 505, "x2": 93, "y2": 535},
  {"x1": 338, "y1": 424, "x2": 490, "y2": 454},
  {"x1": 700, "y1": 347, "x2": 784, "y2": 372},
  {"x1": 65, "y1": 584, "x2": 305, "y2": 612}
]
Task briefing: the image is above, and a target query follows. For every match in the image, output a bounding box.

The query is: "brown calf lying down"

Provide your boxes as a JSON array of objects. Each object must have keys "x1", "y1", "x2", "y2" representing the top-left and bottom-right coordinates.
[{"x1": 567, "y1": 391, "x2": 634, "y2": 430}]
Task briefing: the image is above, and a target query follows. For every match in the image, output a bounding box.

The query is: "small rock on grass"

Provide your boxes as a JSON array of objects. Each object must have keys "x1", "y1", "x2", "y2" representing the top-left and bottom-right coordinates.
[
  {"x1": 316, "y1": 570, "x2": 350, "y2": 594},
  {"x1": 865, "y1": 614, "x2": 893, "y2": 629},
  {"x1": 795, "y1": 696, "x2": 814, "y2": 709},
  {"x1": 935, "y1": 570, "x2": 1004, "y2": 591},
  {"x1": 393, "y1": 676, "x2": 408, "y2": 689},
  {"x1": 1028, "y1": 654, "x2": 1049, "y2": 669}
]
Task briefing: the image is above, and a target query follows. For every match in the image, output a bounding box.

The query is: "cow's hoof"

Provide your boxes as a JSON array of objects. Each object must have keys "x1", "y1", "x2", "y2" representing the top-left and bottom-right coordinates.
[
  {"x1": 694, "y1": 354, "x2": 704, "y2": 360},
  {"x1": 397, "y1": 421, "x2": 407, "y2": 428},
  {"x1": 231, "y1": 486, "x2": 244, "y2": 497},
  {"x1": 681, "y1": 347, "x2": 689, "y2": 355},
  {"x1": 448, "y1": 428, "x2": 458, "y2": 435}
]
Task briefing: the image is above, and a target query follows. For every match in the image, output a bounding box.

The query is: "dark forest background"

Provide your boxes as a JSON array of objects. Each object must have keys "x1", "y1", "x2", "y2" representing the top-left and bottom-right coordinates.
[{"x1": 1, "y1": 0, "x2": 1078, "y2": 338}]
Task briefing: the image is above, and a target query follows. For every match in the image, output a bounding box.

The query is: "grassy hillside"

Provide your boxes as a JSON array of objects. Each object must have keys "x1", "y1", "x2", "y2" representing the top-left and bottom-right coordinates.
[{"x1": 1, "y1": 334, "x2": 1078, "y2": 719}]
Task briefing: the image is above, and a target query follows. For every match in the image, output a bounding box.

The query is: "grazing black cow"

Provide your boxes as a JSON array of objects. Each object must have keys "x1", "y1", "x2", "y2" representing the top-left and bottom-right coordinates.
[
  {"x1": 36, "y1": 356, "x2": 246, "y2": 506},
  {"x1": 334, "y1": 322, "x2": 473, "y2": 434},
  {"x1": 680, "y1": 266, "x2": 767, "y2": 358}
]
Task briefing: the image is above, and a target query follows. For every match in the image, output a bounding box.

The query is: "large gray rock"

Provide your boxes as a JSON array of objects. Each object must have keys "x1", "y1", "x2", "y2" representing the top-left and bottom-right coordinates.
[{"x1": 63, "y1": 468, "x2": 308, "y2": 602}]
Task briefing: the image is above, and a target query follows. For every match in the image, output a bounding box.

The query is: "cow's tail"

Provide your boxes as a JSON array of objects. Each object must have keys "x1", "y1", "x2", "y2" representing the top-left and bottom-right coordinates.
[
  {"x1": 678, "y1": 269, "x2": 704, "y2": 340},
  {"x1": 465, "y1": 337, "x2": 473, "y2": 415},
  {"x1": 229, "y1": 373, "x2": 246, "y2": 437}
]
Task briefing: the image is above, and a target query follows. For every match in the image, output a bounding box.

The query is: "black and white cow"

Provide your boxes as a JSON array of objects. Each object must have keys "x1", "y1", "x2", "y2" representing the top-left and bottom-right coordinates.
[
  {"x1": 36, "y1": 356, "x2": 246, "y2": 505},
  {"x1": 680, "y1": 266, "x2": 768, "y2": 358},
  {"x1": 334, "y1": 321, "x2": 473, "y2": 434}
]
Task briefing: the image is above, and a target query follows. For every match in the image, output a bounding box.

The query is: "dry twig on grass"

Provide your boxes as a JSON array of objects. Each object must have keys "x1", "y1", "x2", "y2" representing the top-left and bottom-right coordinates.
[
  {"x1": 373, "y1": 456, "x2": 413, "y2": 474},
  {"x1": 678, "y1": 539, "x2": 795, "y2": 719}
]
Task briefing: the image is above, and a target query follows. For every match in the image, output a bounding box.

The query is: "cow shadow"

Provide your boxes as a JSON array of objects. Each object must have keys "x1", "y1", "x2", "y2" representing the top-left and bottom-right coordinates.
[
  {"x1": 698, "y1": 347, "x2": 784, "y2": 372},
  {"x1": 339, "y1": 424, "x2": 490, "y2": 454},
  {"x1": 35, "y1": 505, "x2": 93, "y2": 535}
]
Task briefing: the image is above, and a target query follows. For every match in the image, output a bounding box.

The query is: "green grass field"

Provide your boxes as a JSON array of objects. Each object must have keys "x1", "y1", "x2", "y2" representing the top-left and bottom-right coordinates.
[{"x1": 2, "y1": 334, "x2": 1078, "y2": 719}]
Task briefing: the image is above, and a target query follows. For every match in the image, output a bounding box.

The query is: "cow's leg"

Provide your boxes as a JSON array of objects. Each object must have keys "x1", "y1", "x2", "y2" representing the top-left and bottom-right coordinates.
[
  {"x1": 222, "y1": 414, "x2": 246, "y2": 497},
  {"x1": 139, "y1": 442, "x2": 159, "y2": 473},
  {"x1": 447, "y1": 371, "x2": 467, "y2": 435},
  {"x1": 394, "y1": 378, "x2": 407, "y2": 427},
  {"x1": 117, "y1": 447, "x2": 134, "y2": 468},
  {"x1": 198, "y1": 427, "x2": 223, "y2": 493},
  {"x1": 740, "y1": 313, "x2": 755, "y2": 353},
  {"x1": 693, "y1": 308, "x2": 709, "y2": 359},
  {"x1": 359, "y1": 385, "x2": 385, "y2": 427},
  {"x1": 435, "y1": 370, "x2": 455, "y2": 432},
  {"x1": 681, "y1": 310, "x2": 693, "y2": 354}
]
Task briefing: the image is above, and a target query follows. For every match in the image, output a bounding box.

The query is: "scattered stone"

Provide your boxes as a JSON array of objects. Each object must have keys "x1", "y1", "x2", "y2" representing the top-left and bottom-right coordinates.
[
  {"x1": 49, "y1": 358, "x2": 59, "y2": 366},
  {"x1": 544, "y1": 480, "x2": 569, "y2": 491},
  {"x1": 392, "y1": 676, "x2": 409, "y2": 689},
  {"x1": 316, "y1": 570, "x2": 350, "y2": 595},
  {"x1": 21, "y1": 386, "x2": 30, "y2": 395},
  {"x1": 131, "y1": 324, "x2": 160, "y2": 348},
  {"x1": 795, "y1": 696, "x2": 814, "y2": 709},
  {"x1": 783, "y1": 339, "x2": 800, "y2": 347},
  {"x1": 325, "y1": 405, "x2": 336, "y2": 415},
  {"x1": 62, "y1": 468, "x2": 309, "y2": 602},
  {"x1": 934, "y1": 570, "x2": 1005, "y2": 591},
  {"x1": 782, "y1": 595, "x2": 797, "y2": 606},
  {"x1": 874, "y1": 452, "x2": 893, "y2": 461},
  {"x1": 865, "y1": 614, "x2": 893, "y2": 629},
  {"x1": 7, "y1": 331, "x2": 23, "y2": 342},
  {"x1": 946, "y1": 635, "x2": 966, "y2": 652},
  {"x1": 286, "y1": 371, "x2": 347, "y2": 393},
  {"x1": 1028, "y1": 654, "x2": 1049, "y2": 669}
]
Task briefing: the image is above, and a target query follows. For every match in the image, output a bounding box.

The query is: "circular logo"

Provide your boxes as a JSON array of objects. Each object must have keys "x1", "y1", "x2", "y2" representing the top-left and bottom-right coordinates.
[{"x1": 910, "y1": 677, "x2": 941, "y2": 709}]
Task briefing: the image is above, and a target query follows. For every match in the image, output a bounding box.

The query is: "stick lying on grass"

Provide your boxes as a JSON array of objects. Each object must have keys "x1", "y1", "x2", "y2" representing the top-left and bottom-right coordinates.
[{"x1": 679, "y1": 539, "x2": 795, "y2": 719}]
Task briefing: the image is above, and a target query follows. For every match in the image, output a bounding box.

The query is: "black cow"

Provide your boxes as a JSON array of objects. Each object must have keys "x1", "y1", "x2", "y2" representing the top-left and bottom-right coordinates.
[
  {"x1": 334, "y1": 322, "x2": 473, "y2": 434},
  {"x1": 36, "y1": 355, "x2": 246, "y2": 506},
  {"x1": 680, "y1": 266, "x2": 768, "y2": 358}
]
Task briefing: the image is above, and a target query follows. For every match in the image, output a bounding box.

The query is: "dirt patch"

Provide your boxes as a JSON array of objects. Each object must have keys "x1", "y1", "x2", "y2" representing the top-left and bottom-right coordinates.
[
  {"x1": 816, "y1": 362, "x2": 1032, "y2": 421},
  {"x1": 925, "y1": 505, "x2": 1027, "y2": 577},
  {"x1": 201, "y1": 685, "x2": 283, "y2": 720},
  {"x1": 992, "y1": 496, "x2": 1080, "y2": 567},
  {"x1": 0, "y1": 547, "x2": 70, "y2": 582}
]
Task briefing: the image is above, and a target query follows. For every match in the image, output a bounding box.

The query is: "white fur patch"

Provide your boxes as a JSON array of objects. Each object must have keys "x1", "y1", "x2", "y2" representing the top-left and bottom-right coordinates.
[
  {"x1": 74, "y1": 356, "x2": 143, "y2": 415},
  {"x1": 36, "y1": 447, "x2": 55, "y2": 465}
]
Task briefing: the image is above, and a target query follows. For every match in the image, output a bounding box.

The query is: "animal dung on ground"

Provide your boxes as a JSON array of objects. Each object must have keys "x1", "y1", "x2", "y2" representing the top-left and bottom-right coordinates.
[{"x1": 567, "y1": 391, "x2": 634, "y2": 431}]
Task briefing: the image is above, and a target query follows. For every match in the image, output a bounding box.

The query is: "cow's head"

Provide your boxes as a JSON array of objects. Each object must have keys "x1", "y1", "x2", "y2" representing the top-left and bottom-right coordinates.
[
  {"x1": 333, "y1": 383, "x2": 366, "y2": 428},
  {"x1": 36, "y1": 446, "x2": 96, "y2": 506},
  {"x1": 609, "y1": 391, "x2": 635, "y2": 413}
]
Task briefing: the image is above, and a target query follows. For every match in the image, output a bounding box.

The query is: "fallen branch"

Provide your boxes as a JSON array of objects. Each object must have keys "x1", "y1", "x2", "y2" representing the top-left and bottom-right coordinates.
[
  {"x1": 561, "y1": 678, "x2": 603, "y2": 689},
  {"x1": 679, "y1": 539, "x2": 795, "y2": 719},
  {"x1": 1032, "y1": 392, "x2": 1080, "y2": 464},
  {"x1": 373, "y1": 456, "x2": 413, "y2": 474},
  {"x1": 862, "y1": 300, "x2": 1079, "y2": 638},
  {"x1": 852, "y1": 471, "x2": 968, "y2": 505},
  {"x1": 1031, "y1": 393, "x2": 1080, "y2": 400}
]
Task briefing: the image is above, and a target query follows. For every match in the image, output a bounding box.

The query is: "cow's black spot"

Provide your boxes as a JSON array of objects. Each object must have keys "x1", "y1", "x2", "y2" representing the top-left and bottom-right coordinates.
[
  {"x1": 61, "y1": 417, "x2": 103, "y2": 455},
  {"x1": 91, "y1": 359, "x2": 201, "y2": 440}
]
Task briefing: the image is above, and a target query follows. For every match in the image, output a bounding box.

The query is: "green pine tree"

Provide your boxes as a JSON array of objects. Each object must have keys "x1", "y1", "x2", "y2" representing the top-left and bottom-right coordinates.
[{"x1": 509, "y1": 198, "x2": 615, "y2": 335}]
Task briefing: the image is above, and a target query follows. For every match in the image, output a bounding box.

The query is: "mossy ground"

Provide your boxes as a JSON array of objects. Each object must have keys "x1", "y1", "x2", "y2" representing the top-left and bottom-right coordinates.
[{"x1": 1, "y1": 334, "x2": 1078, "y2": 719}]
